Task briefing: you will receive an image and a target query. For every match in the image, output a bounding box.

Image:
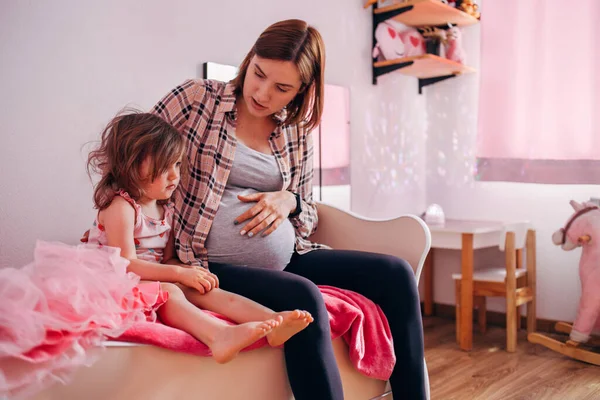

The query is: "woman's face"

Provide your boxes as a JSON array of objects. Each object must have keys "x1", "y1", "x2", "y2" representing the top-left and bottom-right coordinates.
[{"x1": 242, "y1": 55, "x2": 303, "y2": 118}]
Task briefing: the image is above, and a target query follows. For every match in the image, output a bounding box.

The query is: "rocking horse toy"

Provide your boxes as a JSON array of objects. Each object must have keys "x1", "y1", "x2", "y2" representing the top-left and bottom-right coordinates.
[{"x1": 528, "y1": 200, "x2": 600, "y2": 365}]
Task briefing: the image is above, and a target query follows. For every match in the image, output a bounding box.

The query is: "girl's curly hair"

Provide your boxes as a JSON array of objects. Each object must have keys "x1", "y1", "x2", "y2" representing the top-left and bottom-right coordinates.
[{"x1": 87, "y1": 110, "x2": 185, "y2": 210}]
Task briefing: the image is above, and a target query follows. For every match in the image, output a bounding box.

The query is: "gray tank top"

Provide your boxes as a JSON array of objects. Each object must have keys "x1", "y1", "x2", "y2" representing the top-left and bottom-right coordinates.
[{"x1": 204, "y1": 141, "x2": 296, "y2": 270}]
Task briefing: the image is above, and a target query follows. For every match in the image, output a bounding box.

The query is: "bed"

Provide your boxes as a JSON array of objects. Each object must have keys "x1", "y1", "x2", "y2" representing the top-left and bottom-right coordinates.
[{"x1": 31, "y1": 203, "x2": 431, "y2": 400}]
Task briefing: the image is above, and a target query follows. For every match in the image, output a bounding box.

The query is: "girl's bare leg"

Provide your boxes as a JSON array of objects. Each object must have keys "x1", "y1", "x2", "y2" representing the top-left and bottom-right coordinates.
[
  {"x1": 179, "y1": 286, "x2": 314, "y2": 347},
  {"x1": 158, "y1": 284, "x2": 279, "y2": 363}
]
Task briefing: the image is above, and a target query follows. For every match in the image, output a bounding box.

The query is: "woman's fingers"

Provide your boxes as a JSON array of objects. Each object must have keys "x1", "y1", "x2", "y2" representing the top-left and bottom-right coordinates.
[
  {"x1": 240, "y1": 210, "x2": 270, "y2": 237},
  {"x1": 260, "y1": 218, "x2": 282, "y2": 237},
  {"x1": 234, "y1": 191, "x2": 292, "y2": 236},
  {"x1": 234, "y1": 199, "x2": 264, "y2": 225},
  {"x1": 248, "y1": 214, "x2": 277, "y2": 237}
]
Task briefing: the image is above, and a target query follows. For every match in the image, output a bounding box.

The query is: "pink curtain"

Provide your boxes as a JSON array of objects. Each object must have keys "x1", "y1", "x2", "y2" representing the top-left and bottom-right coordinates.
[{"x1": 476, "y1": 0, "x2": 600, "y2": 184}]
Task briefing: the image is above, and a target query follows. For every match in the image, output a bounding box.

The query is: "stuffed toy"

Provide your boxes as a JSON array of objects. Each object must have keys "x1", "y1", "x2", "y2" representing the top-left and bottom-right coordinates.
[
  {"x1": 420, "y1": 27, "x2": 447, "y2": 57},
  {"x1": 551, "y1": 200, "x2": 600, "y2": 345},
  {"x1": 444, "y1": 26, "x2": 466, "y2": 64},
  {"x1": 397, "y1": 24, "x2": 426, "y2": 57},
  {"x1": 372, "y1": 21, "x2": 425, "y2": 61},
  {"x1": 456, "y1": 0, "x2": 480, "y2": 19},
  {"x1": 372, "y1": 21, "x2": 406, "y2": 61}
]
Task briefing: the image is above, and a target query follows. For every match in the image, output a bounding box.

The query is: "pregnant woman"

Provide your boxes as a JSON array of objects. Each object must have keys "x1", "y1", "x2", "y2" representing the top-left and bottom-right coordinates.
[{"x1": 152, "y1": 18, "x2": 426, "y2": 400}]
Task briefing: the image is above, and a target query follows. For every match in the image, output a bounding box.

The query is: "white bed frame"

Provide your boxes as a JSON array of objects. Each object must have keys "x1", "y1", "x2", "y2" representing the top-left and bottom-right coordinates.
[{"x1": 31, "y1": 203, "x2": 431, "y2": 400}]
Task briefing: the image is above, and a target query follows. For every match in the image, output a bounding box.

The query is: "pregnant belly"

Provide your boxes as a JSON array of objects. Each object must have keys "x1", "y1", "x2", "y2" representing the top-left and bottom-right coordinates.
[{"x1": 204, "y1": 191, "x2": 296, "y2": 270}]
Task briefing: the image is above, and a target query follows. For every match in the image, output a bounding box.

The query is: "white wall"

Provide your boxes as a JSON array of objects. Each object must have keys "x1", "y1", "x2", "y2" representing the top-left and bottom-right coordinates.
[
  {"x1": 0, "y1": 0, "x2": 426, "y2": 268},
  {"x1": 423, "y1": 7, "x2": 600, "y2": 322}
]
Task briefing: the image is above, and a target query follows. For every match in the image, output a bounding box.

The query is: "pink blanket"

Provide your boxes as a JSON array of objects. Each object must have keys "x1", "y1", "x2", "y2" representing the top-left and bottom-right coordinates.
[{"x1": 117, "y1": 285, "x2": 396, "y2": 380}]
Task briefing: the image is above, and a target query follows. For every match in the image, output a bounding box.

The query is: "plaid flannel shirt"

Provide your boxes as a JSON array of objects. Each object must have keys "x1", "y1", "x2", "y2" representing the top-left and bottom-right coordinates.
[{"x1": 152, "y1": 79, "x2": 327, "y2": 267}]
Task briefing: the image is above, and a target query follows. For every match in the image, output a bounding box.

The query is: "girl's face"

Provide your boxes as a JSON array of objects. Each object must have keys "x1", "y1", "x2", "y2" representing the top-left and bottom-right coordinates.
[
  {"x1": 242, "y1": 55, "x2": 303, "y2": 118},
  {"x1": 139, "y1": 154, "x2": 182, "y2": 201}
]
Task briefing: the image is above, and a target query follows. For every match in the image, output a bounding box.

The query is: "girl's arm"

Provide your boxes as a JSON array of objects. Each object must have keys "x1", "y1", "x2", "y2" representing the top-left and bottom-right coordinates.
[
  {"x1": 161, "y1": 230, "x2": 180, "y2": 266},
  {"x1": 162, "y1": 230, "x2": 219, "y2": 288},
  {"x1": 101, "y1": 197, "x2": 183, "y2": 282},
  {"x1": 102, "y1": 198, "x2": 218, "y2": 292}
]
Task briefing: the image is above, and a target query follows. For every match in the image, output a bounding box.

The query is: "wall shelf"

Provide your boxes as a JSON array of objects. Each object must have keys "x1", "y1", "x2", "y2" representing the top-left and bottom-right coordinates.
[
  {"x1": 374, "y1": 54, "x2": 475, "y2": 93},
  {"x1": 365, "y1": 0, "x2": 479, "y2": 27},
  {"x1": 366, "y1": 0, "x2": 479, "y2": 92},
  {"x1": 374, "y1": 54, "x2": 474, "y2": 78}
]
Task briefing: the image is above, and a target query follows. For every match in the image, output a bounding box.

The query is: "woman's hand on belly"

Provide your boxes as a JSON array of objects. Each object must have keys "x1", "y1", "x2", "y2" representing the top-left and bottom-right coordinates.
[{"x1": 234, "y1": 191, "x2": 296, "y2": 238}]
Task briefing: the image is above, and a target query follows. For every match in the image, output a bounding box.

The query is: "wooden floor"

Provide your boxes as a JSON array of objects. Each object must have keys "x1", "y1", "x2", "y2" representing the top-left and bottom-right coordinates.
[{"x1": 423, "y1": 317, "x2": 600, "y2": 400}]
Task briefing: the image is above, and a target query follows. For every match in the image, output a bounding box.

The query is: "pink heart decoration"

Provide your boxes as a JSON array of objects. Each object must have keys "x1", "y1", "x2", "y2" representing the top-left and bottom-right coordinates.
[{"x1": 387, "y1": 27, "x2": 397, "y2": 39}]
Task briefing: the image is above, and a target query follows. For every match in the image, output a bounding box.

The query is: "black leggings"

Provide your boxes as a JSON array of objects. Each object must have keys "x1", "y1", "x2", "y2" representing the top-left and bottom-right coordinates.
[{"x1": 209, "y1": 249, "x2": 426, "y2": 400}]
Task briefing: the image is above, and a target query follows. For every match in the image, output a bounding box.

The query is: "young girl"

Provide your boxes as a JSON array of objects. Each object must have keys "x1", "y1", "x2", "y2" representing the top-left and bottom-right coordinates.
[{"x1": 85, "y1": 111, "x2": 313, "y2": 364}]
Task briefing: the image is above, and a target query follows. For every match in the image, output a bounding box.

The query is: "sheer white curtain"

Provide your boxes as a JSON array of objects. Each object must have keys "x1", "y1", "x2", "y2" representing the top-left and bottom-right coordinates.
[{"x1": 476, "y1": 0, "x2": 600, "y2": 184}]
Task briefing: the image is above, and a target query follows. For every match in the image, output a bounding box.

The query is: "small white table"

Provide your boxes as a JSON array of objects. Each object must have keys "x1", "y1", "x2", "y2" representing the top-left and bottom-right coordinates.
[{"x1": 423, "y1": 219, "x2": 509, "y2": 351}]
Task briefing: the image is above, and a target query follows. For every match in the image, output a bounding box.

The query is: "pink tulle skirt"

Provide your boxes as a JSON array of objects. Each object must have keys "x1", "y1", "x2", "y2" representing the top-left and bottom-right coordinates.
[{"x1": 0, "y1": 241, "x2": 168, "y2": 399}]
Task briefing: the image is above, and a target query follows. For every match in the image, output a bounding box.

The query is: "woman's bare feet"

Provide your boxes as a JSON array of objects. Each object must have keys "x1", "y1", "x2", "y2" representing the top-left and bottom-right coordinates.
[
  {"x1": 210, "y1": 319, "x2": 280, "y2": 364},
  {"x1": 267, "y1": 310, "x2": 313, "y2": 347}
]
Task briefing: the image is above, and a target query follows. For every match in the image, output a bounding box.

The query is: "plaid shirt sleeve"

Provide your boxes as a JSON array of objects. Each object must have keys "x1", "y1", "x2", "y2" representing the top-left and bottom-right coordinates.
[
  {"x1": 290, "y1": 130, "x2": 319, "y2": 238},
  {"x1": 151, "y1": 79, "x2": 206, "y2": 267},
  {"x1": 151, "y1": 79, "x2": 203, "y2": 130}
]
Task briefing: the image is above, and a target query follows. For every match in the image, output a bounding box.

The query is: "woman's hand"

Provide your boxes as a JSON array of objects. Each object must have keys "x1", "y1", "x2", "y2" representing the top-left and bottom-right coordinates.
[
  {"x1": 235, "y1": 191, "x2": 296, "y2": 238},
  {"x1": 177, "y1": 266, "x2": 219, "y2": 294}
]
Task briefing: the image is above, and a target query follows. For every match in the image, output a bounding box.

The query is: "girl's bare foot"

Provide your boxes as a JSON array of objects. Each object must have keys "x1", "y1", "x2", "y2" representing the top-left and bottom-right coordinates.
[
  {"x1": 267, "y1": 310, "x2": 313, "y2": 347},
  {"x1": 210, "y1": 319, "x2": 279, "y2": 364}
]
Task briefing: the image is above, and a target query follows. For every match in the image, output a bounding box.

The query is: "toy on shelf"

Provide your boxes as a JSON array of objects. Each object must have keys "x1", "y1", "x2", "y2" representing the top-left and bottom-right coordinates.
[
  {"x1": 372, "y1": 21, "x2": 406, "y2": 61},
  {"x1": 372, "y1": 21, "x2": 425, "y2": 61},
  {"x1": 420, "y1": 26, "x2": 447, "y2": 57},
  {"x1": 444, "y1": 26, "x2": 466, "y2": 64},
  {"x1": 372, "y1": 17, "x2": 466, "y2": 63},
  {"x1": 456, "y1": 0, "x2": 480, "y2": 19},
  {"x1": 419, "y1": 25, "x2": 466, "y2": 64},
  {"x1": 400, "y1": 25, "x2": 426, "y2": 56},
  {"x1": 528, "y1": 200, "x2": 600, "y2": 366}
]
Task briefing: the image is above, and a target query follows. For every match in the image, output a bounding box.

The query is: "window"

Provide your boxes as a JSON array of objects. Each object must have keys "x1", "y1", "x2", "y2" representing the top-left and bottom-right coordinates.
[{"x1": 476, "y1": 0, "x2": 600, "y2": 184}]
